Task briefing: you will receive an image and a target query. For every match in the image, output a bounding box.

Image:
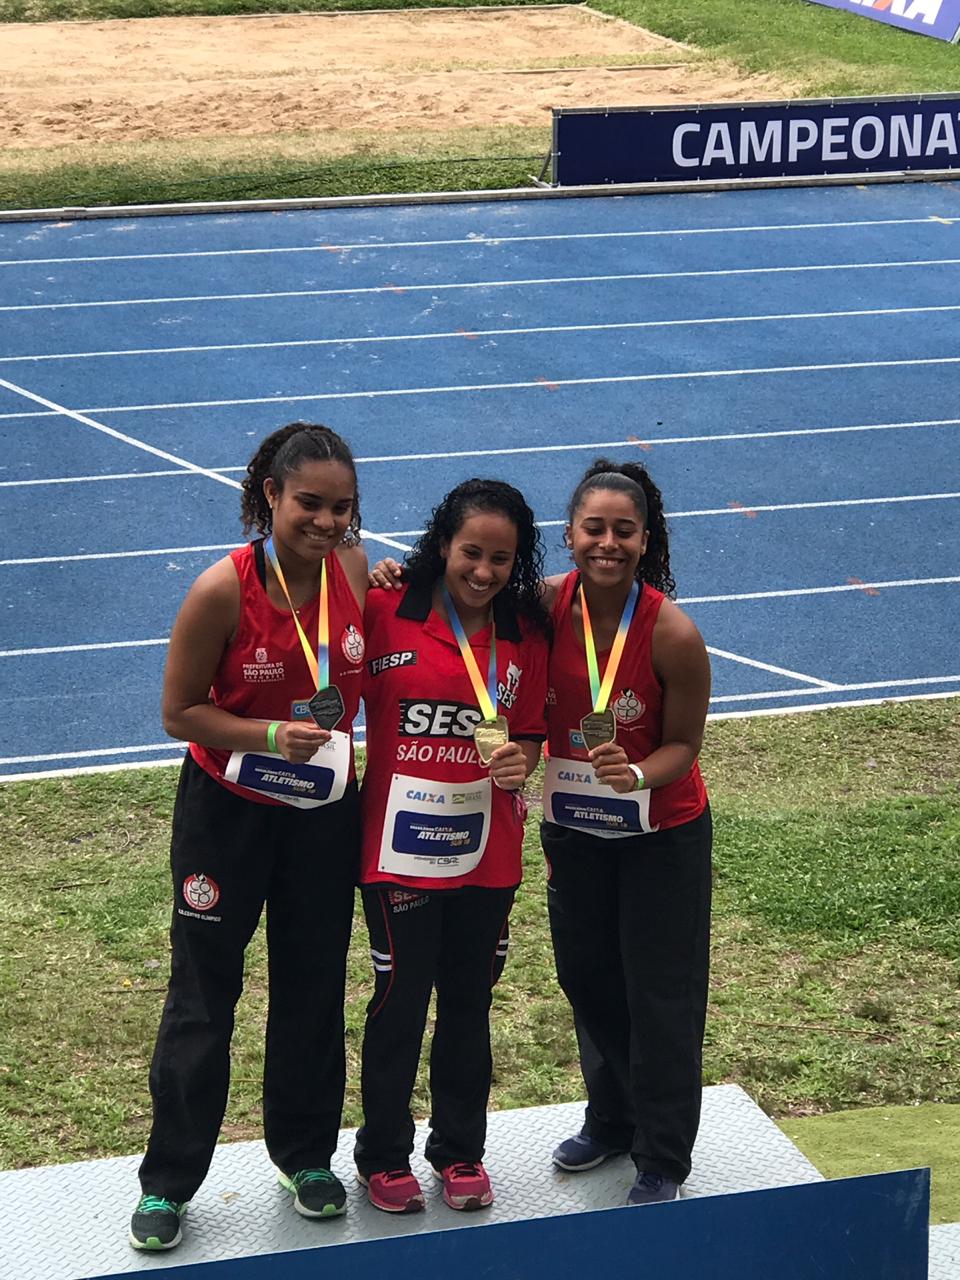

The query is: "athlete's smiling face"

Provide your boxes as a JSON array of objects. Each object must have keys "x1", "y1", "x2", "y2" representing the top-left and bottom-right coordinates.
[
  {"x1": 568, "y1": 488, "x2": 649, "y2": 588},
  {"x1": 264, "y1": 459, "x2": 356, "y2": 565},
  {"x1": 441, "y1": 509, "x2": 518, "y2": 618}
]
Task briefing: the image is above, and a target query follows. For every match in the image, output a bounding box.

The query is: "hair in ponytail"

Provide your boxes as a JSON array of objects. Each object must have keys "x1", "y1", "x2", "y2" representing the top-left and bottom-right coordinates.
[
  {"x1": 567, "y1": 458, "x2": 675, "y2": 597},
  {"x1": 240, "y1": 422, "x2": 361, "y2": 544}
]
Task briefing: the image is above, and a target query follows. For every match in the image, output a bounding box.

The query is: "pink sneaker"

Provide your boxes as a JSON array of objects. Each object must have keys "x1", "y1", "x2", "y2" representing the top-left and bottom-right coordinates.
[
  {"x1": 357, "y1": 1168, "x2": 425, "y2": 1214},
  {"x1": 433, "y1": 1161, "x2": 494, "y2": 1211}
]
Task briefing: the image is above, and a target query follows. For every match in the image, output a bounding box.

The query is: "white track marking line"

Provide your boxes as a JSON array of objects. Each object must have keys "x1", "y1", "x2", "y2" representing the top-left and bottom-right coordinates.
[
  {"x1": 5, "y1": 579, "x2": 958, "y2": 657},
  {"x1": 0, "y1": 742, "x2": 181, "y2": 765},
  {"x1": 711, "y1": 675, "x2": 960, "y2": 702},
  {"x1": 681, "y1": 576, "x2": 960, "y2": 604},
  {"x1": 709, "y1": 689, "x2": 960, "y2": 721},
  {"x1": 0, "y1": 376, "x2": 241, "y2": 489},
  {"x1": 0, "y1": 378, "x2": 409, "y2": 553},
  {"x1": 5, "y1": 303, "x2": 959, "y2": 363},
  {"x1": 0, "y1": 217, "x2": 938, "y2": 268},
  {"x1": 384, "y1": 491, "x2": 960, "y2": 539},
  {"x1": 13, "y1": 355, "x2": 960, "y2": 415},
  {"x1": 705, "y1": 646, "x2": 838, "y2": 688},
  {"x1": 5, "y1": 491, "x2": 953, "y2": 568},
  {"x1": 5, "y1": 255, "x2": 960, "y2": 312},
  {"x1": 4, "y1": 418, "x2": 960, "y2": 482}
]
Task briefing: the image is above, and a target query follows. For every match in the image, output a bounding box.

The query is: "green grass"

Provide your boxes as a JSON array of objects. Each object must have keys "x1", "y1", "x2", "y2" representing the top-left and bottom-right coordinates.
[
  {"x1": 5, "y1": 0, "x2": 960, "y2": 210},
  {"x1": 2, "y1": 699, "x2": 959, "y2": 1218}
]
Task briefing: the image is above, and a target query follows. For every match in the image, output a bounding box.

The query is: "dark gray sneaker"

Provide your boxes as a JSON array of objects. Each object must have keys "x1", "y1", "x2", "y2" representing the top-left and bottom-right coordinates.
[
  {"x1": 627, "y1": 1171, "x2": 680, "y2": 1205},
  {"x1": 277, "y1": 1168, "x2": 347, "y2": 1218},
  {"x1": 552, "y1": 1131, "x2": 627, "y2": 1172},
  {"x1": 129, "y1": 1195, "x2": 188, "y2": 1250}
]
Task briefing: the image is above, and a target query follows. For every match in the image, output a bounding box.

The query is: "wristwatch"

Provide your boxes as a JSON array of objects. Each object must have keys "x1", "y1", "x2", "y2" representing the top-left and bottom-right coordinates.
[{"x1": 628, "y1": 763, "x2": 646, "y2": 792}]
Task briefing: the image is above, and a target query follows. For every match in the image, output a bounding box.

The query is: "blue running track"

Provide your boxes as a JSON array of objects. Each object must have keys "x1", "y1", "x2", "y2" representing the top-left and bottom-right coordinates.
[{"x1": 1, "y1": 181, "x2": 958, "y2": 780}]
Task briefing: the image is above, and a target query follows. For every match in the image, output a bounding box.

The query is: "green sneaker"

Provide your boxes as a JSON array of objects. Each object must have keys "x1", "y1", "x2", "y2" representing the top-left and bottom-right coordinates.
[
  {"x1": 277, "y1": 1168, "x2": 347, "y2": 1218},
  {"x1": 129, "y1": 1195, "x2": 188, "y2": 1250}
]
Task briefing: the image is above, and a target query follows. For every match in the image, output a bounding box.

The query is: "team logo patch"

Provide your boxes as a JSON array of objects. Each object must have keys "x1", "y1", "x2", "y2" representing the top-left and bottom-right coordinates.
[
  {"x1": 613, "y1": 689, "x2": 645, "y2": 724},
  {"x1": 255, "y1": 647, "x2": 268, "y2": 663},
  {"x1": 183, "y1": 873, "x2": 220, "y2": 912},
  {"x1": 341, "y1": 624, "x2": 365, "y2": 664},
  {"x1": 368, "y1": 649, "x2": 417, "y2": 677},
  {"x1": 545, "y1": 687, "x2": 557, "y2": 706},
  {"x1": 497, "y1": 661, "x2": 522, "y2": 710}
]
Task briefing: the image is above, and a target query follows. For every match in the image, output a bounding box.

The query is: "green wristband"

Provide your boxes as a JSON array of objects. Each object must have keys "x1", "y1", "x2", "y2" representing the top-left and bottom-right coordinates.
[{"x1": 266, "y1": 721, "x2": 281, "y2": 754}]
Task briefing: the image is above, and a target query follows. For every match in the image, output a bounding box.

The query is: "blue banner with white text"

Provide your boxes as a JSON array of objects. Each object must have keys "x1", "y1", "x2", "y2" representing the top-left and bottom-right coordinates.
[
  {"x1": 553, "y1": 95, "x2": 960, "y2": 186},
  {"x1": 807, "y1": 0, "x2": 960, "y2": 43}
]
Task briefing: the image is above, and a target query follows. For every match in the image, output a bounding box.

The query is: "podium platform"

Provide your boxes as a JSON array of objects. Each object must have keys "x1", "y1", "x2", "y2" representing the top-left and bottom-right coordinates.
[{"x1": 0, "y1": 1085, "x2": 938, "y2": 1280}]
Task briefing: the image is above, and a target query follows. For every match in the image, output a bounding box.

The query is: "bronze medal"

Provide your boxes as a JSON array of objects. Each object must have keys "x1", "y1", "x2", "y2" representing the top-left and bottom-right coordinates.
[
  {"x1": 308, "y1": 685, "x2": 345, "y2": 730},
  {"x1": 474, "y1": 714, "x2": 510, "y2": 765},
  {"x1": 580, "y1": 708, "x2": 617, "y2": 751}
]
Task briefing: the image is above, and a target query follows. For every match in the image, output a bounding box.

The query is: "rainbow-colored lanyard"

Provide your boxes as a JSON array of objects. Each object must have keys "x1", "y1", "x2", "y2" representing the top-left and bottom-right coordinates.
[
  {"x1": 264, "y1": 537, "x2": 328, "y2": 691},
  {"x1": 579, "y1": 577, "x2": 639, "y2": 714},
  {"x1": 442, "y1": 586, "x2": 498, "y2": 720}
]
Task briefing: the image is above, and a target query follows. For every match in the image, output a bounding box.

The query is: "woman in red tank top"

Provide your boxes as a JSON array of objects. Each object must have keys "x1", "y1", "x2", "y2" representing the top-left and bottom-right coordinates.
[
  {"x1": 541, "y1": 459, "x2": 712, "y2": 1208},
  {"x1": 129, "y1": 423, "x2": 368, "y2": 1253}
]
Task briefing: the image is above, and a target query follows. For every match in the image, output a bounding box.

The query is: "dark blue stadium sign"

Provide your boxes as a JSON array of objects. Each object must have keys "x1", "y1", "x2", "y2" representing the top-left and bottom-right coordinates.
[
  {"x1": 807, "y1": 0, "x2": 960, "y2": 43},
  {"x1": 553, "y1": 94, "x2": 960, "y2": 186}
]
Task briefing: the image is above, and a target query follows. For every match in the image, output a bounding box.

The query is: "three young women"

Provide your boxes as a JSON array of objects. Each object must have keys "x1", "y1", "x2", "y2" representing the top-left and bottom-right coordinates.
[{"x1": 130, "y1": 423, "x2": 367, "y2": 1251}]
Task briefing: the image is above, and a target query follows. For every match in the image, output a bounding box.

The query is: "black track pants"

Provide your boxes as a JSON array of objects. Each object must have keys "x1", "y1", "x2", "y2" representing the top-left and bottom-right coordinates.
[
  {"x1": 542, "y1": 807, "x2": 711, "y2": 1184},
  {"x1": 355, "y1": 883, "x2": 514, "y2": 1176},
  {"x1": 138, "y1": 755, "x2": 359, "y2": 1202}
]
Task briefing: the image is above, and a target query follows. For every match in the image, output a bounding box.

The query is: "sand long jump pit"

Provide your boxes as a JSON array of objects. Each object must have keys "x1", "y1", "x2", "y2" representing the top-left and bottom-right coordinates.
[{"x1": 0, "y1": 5, "x2": 794, "y2": 152}]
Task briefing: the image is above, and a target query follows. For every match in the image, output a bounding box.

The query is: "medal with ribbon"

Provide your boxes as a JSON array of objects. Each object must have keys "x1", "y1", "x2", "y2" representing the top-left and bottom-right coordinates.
[
  {"x1": 442, "y1": 586, "x2": 509, "y2": 766},
  {"x1": 264, "y1": 537, "x2": 345, "y2": 730},
  {"x1": 579, "y1": 577, "x2": 639, "y2": 750}
]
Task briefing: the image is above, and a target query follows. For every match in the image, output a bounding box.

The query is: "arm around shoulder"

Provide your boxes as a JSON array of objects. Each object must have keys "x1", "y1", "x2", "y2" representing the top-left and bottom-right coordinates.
[{"x1": 336, "y1": 541, "x2": 369, "y2": 610}]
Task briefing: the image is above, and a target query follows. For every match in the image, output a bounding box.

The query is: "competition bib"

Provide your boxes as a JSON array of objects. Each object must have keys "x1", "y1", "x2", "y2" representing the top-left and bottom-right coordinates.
[
  {"x1": 224, "y1": 729, "x2": 350, "y2": 809},
  {"x1": 542, "y1": 755, "x2": 658, "y2": 840},
  {"x1": 378, "y1": 773, "x2": 492, "y2": 879}
]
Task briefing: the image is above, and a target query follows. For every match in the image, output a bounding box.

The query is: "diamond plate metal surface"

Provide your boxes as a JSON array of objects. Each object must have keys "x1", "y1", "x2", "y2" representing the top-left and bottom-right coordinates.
[
  {"x1": 0, "y1": 1084, "x2": 940, "y2": 1280},
  {"x1": 929, "y1": 1223, "x2": 960, "y2": 1280}
]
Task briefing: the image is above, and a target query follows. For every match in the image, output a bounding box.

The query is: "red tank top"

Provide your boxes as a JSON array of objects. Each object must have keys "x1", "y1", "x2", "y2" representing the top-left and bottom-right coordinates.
[
  {"x1": 190, "y1": 540, "x2": 365, "y2": 804},
  {"x1": 547, "y1": 571, "x2": 706, "y2": 831}
]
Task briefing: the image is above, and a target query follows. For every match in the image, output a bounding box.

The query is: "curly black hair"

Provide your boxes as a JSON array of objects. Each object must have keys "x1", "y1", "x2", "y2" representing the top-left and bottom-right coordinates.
[
  {"x1": 567, "y1": 458, "x2": 676, "y2": 597},
  {"x1": 240, "y1": 422, "x2": 361, "y2": 543},
  {"x1": 403, "y1": 478, "x2": 550, "y2": 633}
]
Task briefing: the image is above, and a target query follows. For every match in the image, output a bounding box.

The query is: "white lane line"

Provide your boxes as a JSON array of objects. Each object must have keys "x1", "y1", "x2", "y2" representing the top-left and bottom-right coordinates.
[
  {"x1": 14, "y1": 355, "x2": 960, "y2": 416},
  {"x1": 709, "y1": 689, "x2": 960, "y2": 721},
  {"x1": 0, "y1": 217, "x2": 938, "y2": 267},
  {"x1": 0, "y1": 372, "x2": 409, "y2": 553},
  {"x1": 4, "y1": 418, "x2": 960, "y2": 482},
  {"x1": 5, "y1": 578, "x2": 958, "y2": 657},
  {"x1": 681, "y1": 575, "x2": 960, "y2": 604},
  {"x1": 711, "y1": 675, "x2": 960, "y2": 703},
  {"x1": 5, "y1": 491, "x2": 953, "y2": 568},
  {"x1": 5, "y1": 303, "x2": 959, "y2": 363},
  {"x1": 0, "y1": 638, "x2": 169, "y2": 657},
  {"x1": 4, "y1": 255, "x2": 960, "y2": 312},
  {"x1": 0, "y1": 742, "x2": 180, "y2": 765},
  {"x1": 383, "y1": 490, "x2": 960, "y2": 539},
  {"x1": 0, "y1": 376, "x2": 241, "y2": 491},
  {"x1": 705, "y1": 646, "x2": 838, "y2": 688}
]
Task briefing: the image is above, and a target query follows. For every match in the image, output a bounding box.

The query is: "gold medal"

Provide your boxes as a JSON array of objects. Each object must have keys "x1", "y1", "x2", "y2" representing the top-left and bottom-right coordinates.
[
  {"x1": 580, "y1": 709, "x2": 617, "y2": 751},
  {"x1": 474, "y1": 715, "x2": 510, "y2": 765}
]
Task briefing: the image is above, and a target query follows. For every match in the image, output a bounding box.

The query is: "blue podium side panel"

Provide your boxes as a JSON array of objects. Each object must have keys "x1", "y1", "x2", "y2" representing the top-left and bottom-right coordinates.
[{"x1": 103, "y1": 1169, "x2": 929, "y2": 1280}]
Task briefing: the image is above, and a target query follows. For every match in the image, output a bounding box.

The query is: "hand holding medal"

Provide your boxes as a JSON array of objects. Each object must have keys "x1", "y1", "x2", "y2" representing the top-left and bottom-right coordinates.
[{"x1": 264, "y1": 537, "x2": 344, "y2": 750}]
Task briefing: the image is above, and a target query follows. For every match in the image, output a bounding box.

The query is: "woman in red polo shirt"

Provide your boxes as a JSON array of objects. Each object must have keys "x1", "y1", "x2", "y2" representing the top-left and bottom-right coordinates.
[
  {"x1": 542, "y1": 458, "x2": 711, "y2": 1209},
  {"x1": 356, "y1": 478, "x2": 549, "y2": 1216}
]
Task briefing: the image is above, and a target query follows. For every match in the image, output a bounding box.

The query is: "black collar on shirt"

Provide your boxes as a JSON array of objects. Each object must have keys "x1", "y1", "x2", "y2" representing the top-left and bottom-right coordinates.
[{"x1": 396, "y1": 576, "x2": 523, "y2": 642}]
